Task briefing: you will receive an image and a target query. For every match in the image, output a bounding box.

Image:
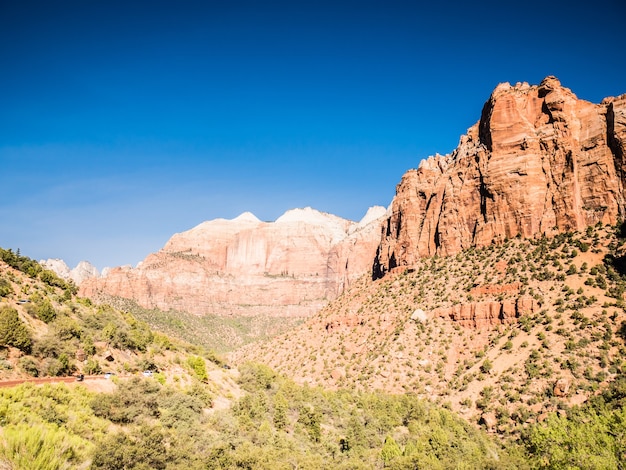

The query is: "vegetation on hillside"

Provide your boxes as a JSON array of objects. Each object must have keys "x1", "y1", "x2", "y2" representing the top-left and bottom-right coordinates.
[
  {"x1": 0, "y1": 245, "x2": 625, "y2": 468},
  {"x1": 0, "y1": 247, "x2": 221, "y2": 380},
  {"x1": 101, "y1": 295, "x2": 305, "y2": 353},
  {"x1": 0, "y1": 362, "x2": 528, "y2": 469},
  {"x1": 233, "y1": 223, "x2": 626, "y2": 437}
]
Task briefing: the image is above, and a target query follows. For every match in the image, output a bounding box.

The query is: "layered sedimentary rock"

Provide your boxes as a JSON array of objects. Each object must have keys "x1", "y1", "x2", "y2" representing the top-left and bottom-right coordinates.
[
  {"x1": 79, "y1": 207, "x2": 387, "y2": 317},
  {"x1": 431, "y1": 295, "x2": 538, "y2": 329},
  {"x1": 374, "y1": 77, "x2": 626, "y2": 277}
]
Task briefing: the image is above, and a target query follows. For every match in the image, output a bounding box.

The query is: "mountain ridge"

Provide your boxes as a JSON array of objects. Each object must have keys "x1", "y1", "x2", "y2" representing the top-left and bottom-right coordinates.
[
  {"x1": 77, "y1": 205, "x2": 388, "y2": 320},
  {"x1": 374, "y1": 76, "x2": 626, "y2": 278}
]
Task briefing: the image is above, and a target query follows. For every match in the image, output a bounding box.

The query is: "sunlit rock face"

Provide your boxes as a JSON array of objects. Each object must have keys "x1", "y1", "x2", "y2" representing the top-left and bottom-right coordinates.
[
  {"x1": 40, "y1": 259, "x2": 100, "y2": 285},
  {"x1": 79, "y1": 206, "x2": 387, "y2": 317},
  {"x1": 374, "y1": 77, "x2": 626, "y2": 278}
]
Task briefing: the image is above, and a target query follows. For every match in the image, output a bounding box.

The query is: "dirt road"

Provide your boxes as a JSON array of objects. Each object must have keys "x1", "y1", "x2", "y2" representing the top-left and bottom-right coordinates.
[{"x1": 0, "y1": 375, "x2": 116, "y2": 391}]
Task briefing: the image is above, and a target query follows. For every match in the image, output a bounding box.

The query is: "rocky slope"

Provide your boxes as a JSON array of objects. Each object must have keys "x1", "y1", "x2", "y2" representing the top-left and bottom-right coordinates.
[
  {"x1": 374, "y1": 76, "x2": 626, "y2": 278},
  {"x1": 79, "y1": 206, "x2": 387, "y2": 318},
  {"x1": 232, "y1": 224, "x2": 626, "y2": 432}
]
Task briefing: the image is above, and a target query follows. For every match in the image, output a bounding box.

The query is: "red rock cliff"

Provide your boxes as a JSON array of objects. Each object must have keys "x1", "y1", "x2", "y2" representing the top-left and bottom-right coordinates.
[
  {"x1": 80, "y1": 207, "x2": 386, "y2": 317},
  {"x1": 374, "y1": 77, "x2": 626, "y2": 278}
]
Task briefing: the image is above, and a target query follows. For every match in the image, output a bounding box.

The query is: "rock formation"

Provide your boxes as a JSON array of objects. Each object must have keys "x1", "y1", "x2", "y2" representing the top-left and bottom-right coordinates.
[
  {"x1": 40, "y1": 259, "x2": 100, "y2": 285},
  {"x1": 431, "y1": 295, "x2": 538, "y2": 329},
  {"x1": 79, "y1": 206, "x2": 387, "y2": 317},
  {"x1": 374, "y1": 77, "x2": 626, "y2": 278}
]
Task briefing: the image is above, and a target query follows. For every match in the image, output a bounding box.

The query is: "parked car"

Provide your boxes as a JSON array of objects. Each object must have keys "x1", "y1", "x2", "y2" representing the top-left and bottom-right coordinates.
[
  {"x1": 142, "y1": 370, "x2": 153, "y2": 377},
  {"x1": 76, "y1": 374, "x2": 84, "y2": 381},
  {"x1": 104, "y1": 372, "x2": 115, "y2": 379}
]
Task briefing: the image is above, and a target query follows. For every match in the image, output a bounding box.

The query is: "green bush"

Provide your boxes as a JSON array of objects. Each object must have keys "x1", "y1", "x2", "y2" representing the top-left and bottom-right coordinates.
[
  {"x1": 91, "y1": 425, "x2": 168, "y2": 470},
  {"x1": 0, "y1": 277, "x2": 13, "y2": 297},
  {"x1": 36, "y1": 300, "x2": 57, "y2": 323},
  {"x1": 83, "y1": 358, "x2": 101, "y2": 375},
  {"x1": 237, "y1": 362, "x2": 277, "y2": 392},
  {"x1": 0, "y1": 422, "x2": 88, "y2": 469},
  {"x1": 18, "y1": 356, "x2": 39, "y2": 376},
  {"x1": 90, "y1": 377, "x2": 161, "y2": 424},
  {"x1": 186, "y1": 355, "x2": 208, "y2": 382},
  {"x1": 0, "y1": 306, "x2": 32, "y2": 353}
]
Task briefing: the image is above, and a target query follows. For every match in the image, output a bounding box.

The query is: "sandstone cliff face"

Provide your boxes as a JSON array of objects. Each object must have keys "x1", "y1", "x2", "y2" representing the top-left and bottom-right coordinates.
[
  {"x1": 374, "y1": 77, "x2": 626, "y2": 278},
  {"x1": 79, "y1": 207, "x2": 387, "y2": 317}
]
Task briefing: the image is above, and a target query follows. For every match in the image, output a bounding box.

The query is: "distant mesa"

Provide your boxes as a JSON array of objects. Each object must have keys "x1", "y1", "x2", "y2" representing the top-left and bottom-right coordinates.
[{"x1": 77, "y1": 206, "x2": 389, "y2": 318}]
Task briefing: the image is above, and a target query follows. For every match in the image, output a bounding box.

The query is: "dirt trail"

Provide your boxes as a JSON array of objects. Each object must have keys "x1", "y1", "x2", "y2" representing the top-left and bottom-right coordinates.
[{"x1": 0, "y1": 375, "x2": 118, "y2": 392}]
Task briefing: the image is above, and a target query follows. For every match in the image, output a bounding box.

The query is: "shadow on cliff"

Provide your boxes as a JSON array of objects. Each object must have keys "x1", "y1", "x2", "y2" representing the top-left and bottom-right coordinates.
[{"x1": 606, "y1": 221, "x2": 626, "y2": 277}]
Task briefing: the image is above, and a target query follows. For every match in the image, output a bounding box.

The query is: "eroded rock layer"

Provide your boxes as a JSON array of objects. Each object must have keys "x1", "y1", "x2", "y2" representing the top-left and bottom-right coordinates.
[{"x1": 79, "y1": 207, "x2": 387, "y2": 317}]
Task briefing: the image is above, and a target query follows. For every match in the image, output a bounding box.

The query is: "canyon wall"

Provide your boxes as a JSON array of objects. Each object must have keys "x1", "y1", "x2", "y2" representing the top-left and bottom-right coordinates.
[
  {"x1": 374, "y1": 76, "x2": 626, "y2": 278},
  {"x1": 79, "y1": 207, "x2": 386, "y2": 317}
]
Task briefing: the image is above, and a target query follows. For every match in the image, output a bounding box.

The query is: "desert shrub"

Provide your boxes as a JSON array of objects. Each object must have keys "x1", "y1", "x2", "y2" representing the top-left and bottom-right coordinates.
[
  {"x1": 91, "y1": 425, "x2": 168, "y2": 470},
  {"x1": 90, "y1": 377, "x2": 161, "y2": 424},
  {"x1": 18, "y1": 356, "x2": 39, "y2": 376},
  {"x1": 35, "y1": 300, "x2": 57, "y2": 323},
  {"x1": 480, "y1": 359, "x2": 493, "y2": 374},
  {"x1": 0, "y1": 277, "x2": 13, "y2": 297},
  {"x1": 39, "y1": 269, "x2": 68, "y2": 290},
  {"x1": 186, "y1": 355, "x2": 208, "y2": 382},
  {"x1": 0, "y1": 306, "x2": 32, "y2": 353},
  {"x1": 0, "y1": 422, "x2": 88, "y2": 469},
  {"x1": 33, "y1": 334, "x2": 67, "y2": 359},
  {"x1": 40, "y1": 354, "x2": 73, "y2": 377},
  {"x1": 83, "y1": 358, "x2": 101, "y2": 375},
  {"x1": 238, "y1": 362, "x2": 277, "y2": 392},
  {"x1": 158, "y1": 391, "x2": 203, "y2": 428},
  {"x1": 101, "y1": 315, "x2": 153, "y2": 352},
  {"x1": 53, "y1": 317, "x2": 82, "y2": 340}
]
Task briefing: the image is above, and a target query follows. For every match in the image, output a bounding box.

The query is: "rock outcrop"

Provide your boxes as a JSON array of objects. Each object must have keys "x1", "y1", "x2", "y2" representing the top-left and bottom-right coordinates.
[
  {"x1": 431, "y1": 295, "x2": 539, "y2": 329},
  {"x1": 79, "y1": 207, "x2": 387, "y2": 317},
  {"x1": 374, "y1": 77, "x2": 626, "y2": 277},
  {"x1": 40, "y1": 259, "x2": 100, "y2": 285}
]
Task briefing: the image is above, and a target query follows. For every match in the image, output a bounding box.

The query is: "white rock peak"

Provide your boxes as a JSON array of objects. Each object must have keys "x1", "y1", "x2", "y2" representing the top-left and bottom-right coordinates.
[
  {"x1": 39, "y1": 258, "x2": 100, "y2": 285},
  {"x1": 275, "y1": 207, "x2": 347, "y2": 226},
  {"x1": 232, "y1": 212, "x2": 261, "y2": 223},
  {"x1": 357, "y1": 206, "x2": 387, "y2": 227}
]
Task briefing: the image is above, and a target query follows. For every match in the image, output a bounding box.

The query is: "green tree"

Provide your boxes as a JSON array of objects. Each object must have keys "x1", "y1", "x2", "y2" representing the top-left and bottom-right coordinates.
[
  {"x1": 186, "y1": 356, "x2": 208, "y2": 382},
  {"x1": 0, "y1": 306, "x2": 32, "y2": 353},
  {"x1": 298, "y1": 405, "x2": 321, "y2": 442},
  {"x1": 0, "y1": 277, "x2": 13, "y2": 297},
  {"x1": 36, "y1": 300, "x2": 57, "y2": 323},
  {"x1": 381, "y1": 435, "x2": 402, "y2": 465},
  {"x1": 273, "y1": 391, "x2": 288, "y2": 430}
]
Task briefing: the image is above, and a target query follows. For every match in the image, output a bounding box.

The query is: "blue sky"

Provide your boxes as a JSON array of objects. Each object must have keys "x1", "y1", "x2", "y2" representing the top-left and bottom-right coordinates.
[{"x1": 1, "y1": 0, "x2": 625, "y2": 270}]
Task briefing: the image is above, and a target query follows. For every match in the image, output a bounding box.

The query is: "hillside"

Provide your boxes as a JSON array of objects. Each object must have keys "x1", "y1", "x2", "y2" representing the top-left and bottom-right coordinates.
[
  {"x1": 0, "y1": 248, "x2": 533, "y2": 469},
  {"x1": 232, "y1": 223, "x2": 626, "y2": 435},
  {"x1": 0, "y1": 247, "x2": 239, "y2": 395}
]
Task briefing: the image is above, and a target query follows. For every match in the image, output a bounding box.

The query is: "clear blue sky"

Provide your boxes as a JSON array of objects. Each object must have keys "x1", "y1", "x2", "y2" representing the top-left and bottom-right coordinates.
[{"x1": 1, "y1": 0, "x2": 625, "y2": 270}]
